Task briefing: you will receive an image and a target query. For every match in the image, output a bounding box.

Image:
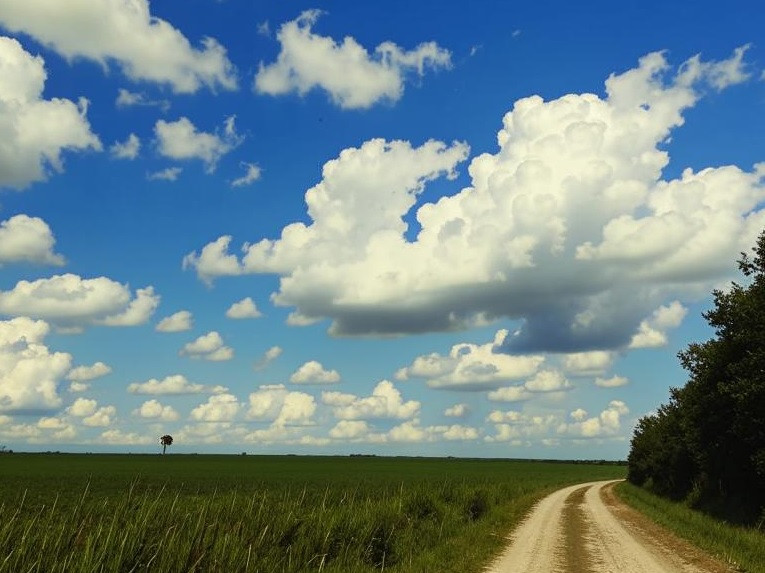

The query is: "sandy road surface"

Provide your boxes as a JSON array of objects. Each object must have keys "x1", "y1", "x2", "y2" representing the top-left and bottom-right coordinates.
[{"x1": 486, "y1": 480, "x2": 735, "y2": 573}]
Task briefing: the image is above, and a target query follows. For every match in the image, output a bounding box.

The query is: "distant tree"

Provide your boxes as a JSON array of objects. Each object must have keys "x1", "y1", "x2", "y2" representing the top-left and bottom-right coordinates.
[
  {"x1": 628, "y1": 230, "x2": 765, "y2": 523},
  {"x1": 160, "y1": 434, "x2": 173, "y2": 455}
]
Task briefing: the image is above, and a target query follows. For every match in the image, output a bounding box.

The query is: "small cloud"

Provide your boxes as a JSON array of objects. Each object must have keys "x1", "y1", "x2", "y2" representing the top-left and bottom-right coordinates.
[
  {"x1": 156, "y1": 310, "x2": 193, "y2": 332},
  {"x1": 127, "y1": 374, "x2": 227, "y2": 395},
  {"x1": 154, "y1": 116, "x2": 243, "y2": 173},
  {"x1": 594, "y1": 375, "x2": 629, "y2": 388},
  {"x1": 66, "y1": 361, "x2": 112, "y2": 382},
  {"x1": 225, "y1": 297, "x2": 262, "y2": 319},
  {"x1": 115, "y1": 89, "x2": 170, "y2": 112},
  {"x1": 232, "y1": 162, "x2": 262, "y2": 187},
  {"x1": 257, "y1": 21, "x2": 271, "y2": 37},
  {"x1": 254, "y1": 345, "x2": 282, "y2": 370},
  {"x1": 290, "y1": 360, "x2": 340, "y2": 384},
  {"x1": 444, "y1": 403, "x2": 469, "y2": 417},
  {"x1": 180, "y1": 331, "x2": 234, "y2": 361},
  {"x1": 512, "y1": 29, "x2": 521, "y2": 38},
  {"x1": 110, "y1": 133, "x2": 140, "y2": 160},
  {"x1": 148, "y1": 167, "x2": 182, "y2": 181}
]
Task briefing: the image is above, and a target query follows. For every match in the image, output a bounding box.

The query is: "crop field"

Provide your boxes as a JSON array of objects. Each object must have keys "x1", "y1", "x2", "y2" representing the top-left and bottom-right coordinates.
[{"x1": 0, "y1": 454, "x2": 625, "y2": 572}]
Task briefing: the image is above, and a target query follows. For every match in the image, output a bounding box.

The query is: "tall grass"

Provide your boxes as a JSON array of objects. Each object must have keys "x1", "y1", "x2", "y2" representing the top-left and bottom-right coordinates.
[
  {"x1": 615, "y1": 482, "x2": 765, "y2": 573},
  {"x1": 0, "y1": 455, "x2": 626, "y2": 572}
]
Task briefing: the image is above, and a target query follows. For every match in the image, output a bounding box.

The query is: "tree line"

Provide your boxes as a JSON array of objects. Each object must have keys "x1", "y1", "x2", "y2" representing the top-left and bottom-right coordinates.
[{"x1": 627, "y1": 232, "x2": 765, "y2": 525}]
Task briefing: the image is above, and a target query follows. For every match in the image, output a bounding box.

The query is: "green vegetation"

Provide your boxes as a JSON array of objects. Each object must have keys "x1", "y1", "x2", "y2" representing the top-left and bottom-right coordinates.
[
  {"x1": 615, "y1": 482, "x2": 765, "y2": 573},
  {"x1": 0, "y1": 454, "x2": 625, "y2": 572},
  {"x1": 628, "y1": 231, "x2": 765, "y2": 525}
]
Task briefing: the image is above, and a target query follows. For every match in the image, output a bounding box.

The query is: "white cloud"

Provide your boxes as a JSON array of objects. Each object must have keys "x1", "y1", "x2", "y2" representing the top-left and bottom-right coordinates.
[
  {"x1": 329, "y1": 420, "x2": 369, "y2": 439},
  {"x1": 188, "y1": 49, "x2": 762, "y2": 353},
  {"x1": 487, "y1": 385, "x2": 532, "y2": 403},
  {"x1": 0, "y1": 0, "x2": 237, "y2": 93},
  {"x1": 66, "y1": 361, "x2": 111, "y2": 382},
  {"x1": 558, "y1": 400, "x2": 629, "y2": 437},
  {"x1": 0, "y1": 317, "x2": 71, "y2": 412},
  {"x1": 322, "y1": 380, "x2": 419, "y2": 420},
  {"x1": 83, "y1": 405, "x2": 116, "y2": 427},
  {"x1": 0, "y1": 215, "x2": 65, "y2": 266},
  {"x1": 254, "y1": 345, "x2": 282, "y2": 370},
  {"x1": 68, "y1": 382, "x2": 89, "y2": 393},
  {"x1": 179, "y1": 331, "x2": 233, "y2": 361},
  {"x1": 629, "y1": 301, "x2": 687, "y2": 348},
  {"x1": 246, "y1": 384, "x2": 316, "y2": 426},
  {"x1": 396, "y1": 329, "x2": 544, "y2": 389},
  {"x1": 127, "y1": 374, "x2": 227, "y2": 395},
  {"x1": 289, "y1": 360, "x2": 340, "y2": 384},
  {"x1": 155, "y1": 116, "x2": 242, "y2": 172},
  {"x1": 156, "y1": 310, "x2": 193, "y2": 332},
  {"x1": 67, "y1": 397, "x2": 97, "y2": 417},
  {"x1": 0, "y1": 36, "x2": 101, "y2": 190},
  {"x1": 232, "y1": 162, "x2": 262, "y2": 187},
  {"x1": 190, "y1": 393, "x2": 240, "y2": 422},
  {"x1": 444, "y1": 403, "x2": 469, "y2": 417},
  {"x1": 225, "y1": 297, "x2": 262, "y2": 319},
  {"x1": 254, "y1": 10, "x2": 451, "y2": 109},
  {"x1": 100, "y1": 429, "x2": 153, "y2": 445},
  {"x1": 148, "y1": 167, "x2": 182, "y2": 181},
  {"x1": 594, "y1": 375, "x2": 629, "y2": 388},
  {"x1": 110, "y1": 133, "x2": 140, "y2": 160},
  {"x1": 133, "y1": 399, "x2": 179, "y2": 421},
  {"x1": 484, "y1": 411, "x2": 560, "y2": 443},
  {"x1": 562, "y1": 351, "x2": 614, "y2": 377},
  {"x1": 524, "y1": 370, "x2": 571, "y2": 393},
  {"x1": 0, "y1": 274, "x2": 158, "y2": 328},
  {"x1": 115, "y1": 88, "x2": 169, "y2": 111}
]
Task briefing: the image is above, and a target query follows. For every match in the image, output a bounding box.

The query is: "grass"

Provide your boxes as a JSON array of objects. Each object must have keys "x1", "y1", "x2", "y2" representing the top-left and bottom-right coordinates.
[
  {"x1": 614, "y1": 481, "x2": 765, "y2": 573},
  {"x1": 0, "y1": 454, "x2": 626, "y2": 572}
]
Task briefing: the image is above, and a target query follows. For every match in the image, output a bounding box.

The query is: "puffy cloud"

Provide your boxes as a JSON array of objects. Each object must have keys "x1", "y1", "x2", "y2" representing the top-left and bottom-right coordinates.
[
  {"x1": 562, "y1": 351, "x2": 614, "y2": 377},
  {"x1": 487, "y1": 385, "x2": 532, "y2": 403},
  {"x1": 395, "y1": 329, "x2": 544, "y2": 389},
  {"x1": 289, "y1": 360, "x2": 340, "y2": 384},
  {"x1": 629, "y1": 301, "x2": 687, "y2": 348},
  {"x1": 0, "y1": 215, "x2": 65, "y2": 266},
  {"x1": 0, "y1": 36, "x2": 101, "y2": 190},
  {"x1": 594, "y1": 375, "x2": 629, "y2": 388},
  {"x1": 484, "y1": 411, "x2": 560, "y2": 443},
  {"x1": 329, "y1": 420, "x2": 369, "y2": 439},
  {"x1": 524, "y1": 370, "x2": 571, "y2": 393},
  {"x1": 154, "y1": 116, "x2": 242, "y2": 172},
  {"x1": 190, "y1": 394, "x2": 240, "y2": 422},
  {"x1": 83, "y1": 405, "x2": 116, "y2": 427},
  {"x1": 68, "y1": 382, "x2": 89, "y2": 393},
  {"x1": 155, "y1": 310, "x2": 193, "y2": 332},
  {"x1": 232, "y1": 162, "x2": 262, "y2": 187},
  {"x1": 99, "y1": 429, "x2": 153, "y2": 445},
  {"x1": 132, "y1": 399, "x2": 179, "y2": 421},
  {"x1": 444, "y1": 403, "x2": 469, "y2": 417},
  {"x1": 110, "y1": 133, "x2": 140, "y2": 160},
  {"x1": 189, "y1": 49, "x2": 762, "y2": 352},
  {"x1": 225, "y1": 297, "x2": 262, "y2": 319},
  {"x1": 66, "y1": 361, "x2": 111, "y2": 382},
  {"x1": 0, "y1": 0, "x2": 237, "y2": 93},
  {"x1": 322, "y1": 380, "x2": 419, "y2": 420},
  {"x1": 115, "y1": 88, "x2": 169, "y2": 111},
  {"x1": 127, "y1": 374, "x2": 227, "y2": 395},
  {"x1": 0, "y1": 317, "x2": 71, "y2": 412},
  {"x1": 246, "y1": 384, "x2": 316, "y2": 426},
  {"x1": 254, "y1": 345, "x2": 282, "y2": 370},
  {"x1": 66, "y1": 397, "x2": 97, "y2": 417},
  {"x1": 148, "y1": 167, "x2": 182, "y2": 181},
  {"x1": 179, "y1": 331, "x2": 233, "y2": 361},
  {"x1": 254, "y1": 10, "x2": 451, "y2": 109},
  {"x1": 558, "y1": 400, "x2": 629, "y2": 437},
  {"x1": 0, "y1": 274, "x2": 158, "y2": 328}
]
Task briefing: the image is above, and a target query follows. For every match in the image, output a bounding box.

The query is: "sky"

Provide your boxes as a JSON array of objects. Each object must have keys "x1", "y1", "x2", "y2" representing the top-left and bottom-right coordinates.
[{"x1": 0, "y1": 0, "x2": 763, "y2": 458}]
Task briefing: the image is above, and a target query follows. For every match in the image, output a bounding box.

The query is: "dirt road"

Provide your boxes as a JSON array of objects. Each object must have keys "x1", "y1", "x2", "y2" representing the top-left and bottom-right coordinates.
[{"x1": 486, "y1": 480, "x2": 735, "y2": 573}]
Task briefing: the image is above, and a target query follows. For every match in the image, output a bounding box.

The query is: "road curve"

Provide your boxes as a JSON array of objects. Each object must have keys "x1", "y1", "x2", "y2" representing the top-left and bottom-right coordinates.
[{"x1": 486, "y1": 480, "x2": 734, "y2": 573}]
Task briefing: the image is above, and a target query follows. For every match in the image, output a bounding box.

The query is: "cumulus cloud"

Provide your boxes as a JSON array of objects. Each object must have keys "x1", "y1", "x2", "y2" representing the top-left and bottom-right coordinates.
[
  {"x1": 395, "y1": 329, "x2": 544, "y2": 389},
  {"x1": 444, "y1": 403, "x2": 469, "y2": 417},
  {"x1": 0, "y1": 0, "x2": 237, "y2": 93},
  {"x1": 594, "y1": 375, "x2": 629, "y2": 388},
  {"x1": 190, "y1": 393, "x2": 240, "y2": 422},
  {"x1": 562, "y1": 351, "x2": 615, "y2": 377},
  {"x1": 247, "y1": 384, "x2": 316, "y2": 426},
  {"x1": 0, "y1": 317, "x2": 71, "y2": 412},
  {"x1": 156, "y1": 310, "x2": 193, "y2": 332},
  {"x1": 629, "y1": 301, "x2": 687, "y2": 348},
  {"x1": 254, "y1": 345, "x2": 282, "y2": 370},
  {"x1": 0, "y1": 37, "x2": 100, "y2": 190},
  {"x1": 127, "y1": 374, "x2": 227, "y2": 395},
  {"x1": 0, "y1": 215, "x2": 65, "y2": 266},
  {"x1": 82, "y1": 405, "x2": 116, "y2": 427},
  {"x1": 187, "y1": 49, "x2": 762, "y2": 352},
  {"x1": 115, "y1": 88, "x2": 169, "y2": 111},
  {"x1": 148, "y1": 167, "x2": 182, "y2": 181},
  {"x1": 179, "y1": 331, "x2": 233, "y2": 361},
  {"x1": 66, "y1": 397, "x2": 97, "y2": 417},
  {"x1": 558, "y1": 400, "x2": 629, "y2": 437},
  {"x1": 66, "y1": 361, "x2": 111, "y2": 382},
  {"x1": 232, "y1": 162, "x2": 262, "y2": 187},
  {"x1": 488, "y1": 369, "x2": 570, "y2": 402},
  {"x1": 322, "y1": 380, "x2": 419, "y2": 420},
  {"x1": 0, "y1": 274, "x2": 158, "y2": 328},
  {"x1": 132, "y1": 399, "x2": 179, "y2": 421},
  {"x1": 100, "y1": 429, "x2": 152, "y2": 445},
  {"x1": 110, "y1": 133, "x2": 140, "y2": 159},
  {"x1": 225, "y1": 297, "x2": 262, "y2": 319},
  {"x1": 487, "y1": 385, "x2": 532, "y2": 403},
  {"x1": 289, "y1": 360, "x2": 340, "y2": 384},
  {"x1": 155, "y1": 116, "x2": 242, "y2": 172},
  {"x1": 484, "y1": 411, "x2": 560, "y2": 443},
  {"x1": 254, "y1": 10, "x2": 451, "y2": 109}
]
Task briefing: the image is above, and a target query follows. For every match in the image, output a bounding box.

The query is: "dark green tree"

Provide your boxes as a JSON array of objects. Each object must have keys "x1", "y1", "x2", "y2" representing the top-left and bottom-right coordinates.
[{"x1": 160, "y1": 434, "x2": 173, "y2": 455}]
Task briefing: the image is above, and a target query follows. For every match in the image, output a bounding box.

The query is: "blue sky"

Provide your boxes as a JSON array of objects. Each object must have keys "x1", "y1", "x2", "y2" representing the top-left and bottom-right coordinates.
[{"x1": 0, "y1": 0, "x2": 763, "y2": 457}]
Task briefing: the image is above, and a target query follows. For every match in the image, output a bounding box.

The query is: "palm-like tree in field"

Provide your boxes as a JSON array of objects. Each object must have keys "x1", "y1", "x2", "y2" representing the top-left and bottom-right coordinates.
[{"x1": 160, "y1": 434, "x2": 173, "y2": 455}]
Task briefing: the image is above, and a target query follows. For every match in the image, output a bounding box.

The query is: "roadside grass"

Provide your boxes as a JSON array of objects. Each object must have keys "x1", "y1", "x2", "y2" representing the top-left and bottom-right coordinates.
[
  {"x1": 0, "y1": 454, "x2": 625, "y2": 572},
  {"x1": 614, "y1": 482, "x2": 765, "y2": 573}
]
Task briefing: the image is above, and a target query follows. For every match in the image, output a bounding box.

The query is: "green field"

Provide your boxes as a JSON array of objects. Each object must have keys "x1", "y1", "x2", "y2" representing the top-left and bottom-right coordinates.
[{"x1": 0, "y1": 454, "x2": 625, "y2": 572}]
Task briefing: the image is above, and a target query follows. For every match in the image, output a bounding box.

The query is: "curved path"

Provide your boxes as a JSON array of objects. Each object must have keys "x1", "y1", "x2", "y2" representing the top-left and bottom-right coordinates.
[{"x1": 486, "y1": 480, "x2": 735, "y2": 573}]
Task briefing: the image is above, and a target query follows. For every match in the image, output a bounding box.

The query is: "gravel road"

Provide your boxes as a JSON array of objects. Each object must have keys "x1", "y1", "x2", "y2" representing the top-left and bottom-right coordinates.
[{"x1": 486, "y1": 480, "x2": 735, "y2": 573}]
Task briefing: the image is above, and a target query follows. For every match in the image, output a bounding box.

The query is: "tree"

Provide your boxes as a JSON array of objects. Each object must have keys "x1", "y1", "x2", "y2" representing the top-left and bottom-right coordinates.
[
  {"x1": 160, "y1": 434, "x2": 173, "y2": 455},
  {"x1": 628, "y1": 230, "x2": 765, "y2": 523}
]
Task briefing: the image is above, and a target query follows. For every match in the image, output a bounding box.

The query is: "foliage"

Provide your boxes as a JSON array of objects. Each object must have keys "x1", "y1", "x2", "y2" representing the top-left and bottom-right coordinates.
[
  {"x1": 0, "y1": 454, "x2": 625, "y2": 572},
  {"x1": 628, "y1": 231, "x2": 765, "y2": 523}
]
